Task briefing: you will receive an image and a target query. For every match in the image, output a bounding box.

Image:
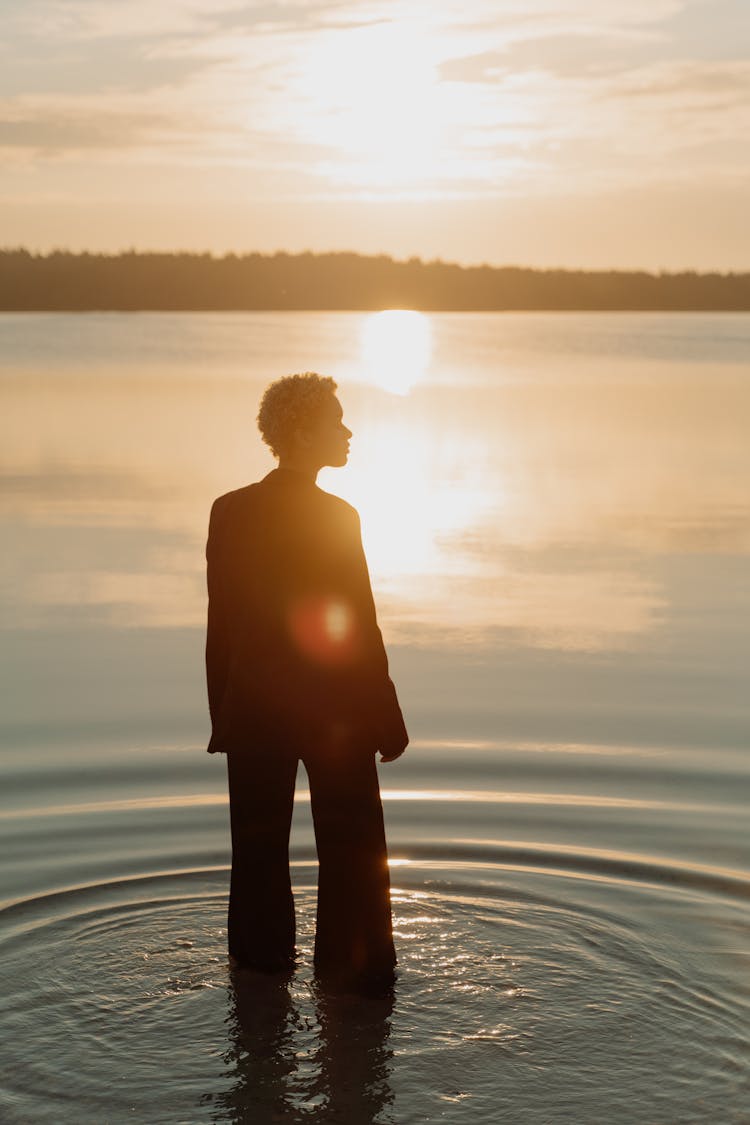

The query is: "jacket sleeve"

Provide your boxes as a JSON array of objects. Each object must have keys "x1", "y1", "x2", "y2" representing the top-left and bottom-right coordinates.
[
  {"x1": 348, "y1": 508, "x2": 409, "y2": 749},
  {"x1": 205, "y1": 495, "x2": 232, "y2": 728}
]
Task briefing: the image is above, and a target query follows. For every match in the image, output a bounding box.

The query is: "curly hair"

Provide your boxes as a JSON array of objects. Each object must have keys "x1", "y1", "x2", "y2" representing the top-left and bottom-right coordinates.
[{"x1": 257, "y1": 372, "x2": 338, "y2": 458}]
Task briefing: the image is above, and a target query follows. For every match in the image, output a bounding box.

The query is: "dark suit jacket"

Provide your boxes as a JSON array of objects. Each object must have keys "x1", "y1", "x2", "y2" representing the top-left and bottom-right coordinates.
[{"x1": 205, "y1": 466, "x2": 408, "y2": 755}]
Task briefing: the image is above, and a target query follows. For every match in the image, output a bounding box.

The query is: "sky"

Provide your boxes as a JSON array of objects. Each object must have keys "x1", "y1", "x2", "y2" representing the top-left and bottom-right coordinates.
[{"x1": 1, "y1": 0, "x2": 748, "y2": 269}]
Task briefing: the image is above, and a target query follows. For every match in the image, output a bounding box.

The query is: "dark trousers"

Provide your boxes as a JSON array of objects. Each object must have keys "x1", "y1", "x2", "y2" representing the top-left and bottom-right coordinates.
[{"x1": 226, "y1": 739, "x2": 396, "y2": 987}]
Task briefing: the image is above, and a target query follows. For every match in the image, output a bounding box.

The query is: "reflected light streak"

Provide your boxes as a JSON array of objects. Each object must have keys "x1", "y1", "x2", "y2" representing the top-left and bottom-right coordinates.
[{"x1": 2, "y1": 791, "x2": 737, "y2": 820}]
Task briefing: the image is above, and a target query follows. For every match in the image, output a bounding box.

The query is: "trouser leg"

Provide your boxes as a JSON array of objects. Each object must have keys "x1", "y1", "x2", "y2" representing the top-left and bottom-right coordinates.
[
  {"x1": 226, "y1": 748, "x2": 299, "y2": 971},
  {"x1": 305, "y1": 743, "x2": 396, "y2": 988}
]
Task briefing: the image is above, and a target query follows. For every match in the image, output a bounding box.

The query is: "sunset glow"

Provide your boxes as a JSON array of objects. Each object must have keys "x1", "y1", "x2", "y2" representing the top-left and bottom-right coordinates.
[
  {"x1": 295, "y1": 20, "x2": 447, "y2": 188},
  {"x1": 1, "y1": 2, "x2": 746, "y2": 269},
  {"x1": 2, "y1": 5, "x2": 748, "y2": 1117}
]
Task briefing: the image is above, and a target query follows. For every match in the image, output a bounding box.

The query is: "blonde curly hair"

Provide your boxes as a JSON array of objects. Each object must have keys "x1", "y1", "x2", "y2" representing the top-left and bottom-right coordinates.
[{"x1": 257, "y1": 372, "x2": 338, "y2": 458}]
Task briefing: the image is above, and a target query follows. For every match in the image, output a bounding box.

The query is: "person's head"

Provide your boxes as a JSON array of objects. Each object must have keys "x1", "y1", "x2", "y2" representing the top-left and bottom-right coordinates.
[{"x1": 257, "y1": 372, "x2": 352, "y2": 469}]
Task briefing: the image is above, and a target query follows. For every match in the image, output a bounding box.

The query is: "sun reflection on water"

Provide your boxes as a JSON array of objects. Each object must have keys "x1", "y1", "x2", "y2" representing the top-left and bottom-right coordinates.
[
  {"x1": 360, "y1": 310, "x2": 432, "y2": 395},
  {"x1": 334, "y1": 414, "x2": 493, "y2": 584},
  {"x1": 6, "y1": 314, "x2": 741, "y2": 654}
]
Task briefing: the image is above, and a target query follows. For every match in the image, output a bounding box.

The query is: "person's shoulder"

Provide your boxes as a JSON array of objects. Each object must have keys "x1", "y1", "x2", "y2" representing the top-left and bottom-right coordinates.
[
  {"x1": 209, "y1": 482, "x2": 262, "y2": 523},
  {"x1": 314, "y1": 486, "x2": 360, "y2": 524}
]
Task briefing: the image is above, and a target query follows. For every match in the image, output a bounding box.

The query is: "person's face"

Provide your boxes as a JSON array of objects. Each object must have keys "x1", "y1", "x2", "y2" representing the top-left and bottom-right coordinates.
[{"x1": 299, "y1": 394, "x2": 352, "y2": 468}]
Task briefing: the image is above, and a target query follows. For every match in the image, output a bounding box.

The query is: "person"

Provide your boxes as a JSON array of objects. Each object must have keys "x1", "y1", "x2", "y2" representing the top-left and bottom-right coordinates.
[{"x1": 205, "y1": 372, "x2": 409, "y2": 993}]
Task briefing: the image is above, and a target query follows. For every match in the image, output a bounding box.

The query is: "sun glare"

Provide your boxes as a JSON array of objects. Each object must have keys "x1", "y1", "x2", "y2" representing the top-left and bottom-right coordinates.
[
  {"x1": 361, "y1": 310, "x2": 432, "y2": 395},
  {"x1": 296, "y1": 21, "x2": 445, "y2": 188}
]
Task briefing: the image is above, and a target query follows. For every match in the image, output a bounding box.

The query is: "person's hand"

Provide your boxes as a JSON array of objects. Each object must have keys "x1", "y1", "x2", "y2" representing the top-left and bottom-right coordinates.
[{"x1": 378, "y1": 732, "x2": 408, "y2": 763}]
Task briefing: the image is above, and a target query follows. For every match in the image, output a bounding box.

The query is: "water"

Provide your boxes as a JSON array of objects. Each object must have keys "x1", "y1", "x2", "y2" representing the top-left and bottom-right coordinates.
[{"x1": 1, "y1": 311, "x2": 748, "y2": 1123}]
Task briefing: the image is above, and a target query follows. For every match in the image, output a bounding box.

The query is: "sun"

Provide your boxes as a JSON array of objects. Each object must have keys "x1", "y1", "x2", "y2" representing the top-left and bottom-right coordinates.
[
  {"x1": 360, "y1": 310, "x2": 432, "y2": 395},
  {"x1": 294, "y1": 20, "x2": 444, "y2": 189}
]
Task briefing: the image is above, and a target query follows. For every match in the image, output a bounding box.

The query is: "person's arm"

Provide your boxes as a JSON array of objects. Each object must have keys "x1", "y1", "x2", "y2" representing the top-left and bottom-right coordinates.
[
  {"x1": 205, "y1": 495, "x2": 233, "y2": 729},
  {"x1": 348, "y1": 508, "x2": 409, "y2": 761}
]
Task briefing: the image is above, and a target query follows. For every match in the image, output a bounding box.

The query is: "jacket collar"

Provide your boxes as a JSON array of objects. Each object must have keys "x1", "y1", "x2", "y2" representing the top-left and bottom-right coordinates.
[{"x1": 262, "y1": 467, "x2": 318, "y2": 488}]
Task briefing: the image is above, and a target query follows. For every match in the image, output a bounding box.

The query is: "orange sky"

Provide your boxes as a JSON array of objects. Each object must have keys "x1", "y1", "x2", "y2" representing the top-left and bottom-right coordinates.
[{"x1": 1, "y1": 0, "x2": 748, "y2": 269}]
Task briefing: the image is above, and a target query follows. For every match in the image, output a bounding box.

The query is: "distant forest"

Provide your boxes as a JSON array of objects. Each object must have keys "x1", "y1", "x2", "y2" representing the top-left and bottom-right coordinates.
[{"x1": 1, "y1": 248, "x2": 749, "y2": 311}]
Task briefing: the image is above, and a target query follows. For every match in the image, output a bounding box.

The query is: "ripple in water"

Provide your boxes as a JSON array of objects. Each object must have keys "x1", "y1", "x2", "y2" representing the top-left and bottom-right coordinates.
[{"x1": 0, "y1": 852, "x2": 748, "y2": 1124}]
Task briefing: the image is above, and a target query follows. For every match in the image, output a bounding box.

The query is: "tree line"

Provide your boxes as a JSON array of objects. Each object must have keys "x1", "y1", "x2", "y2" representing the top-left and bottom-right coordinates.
[{"x1": 1, "y1": 248, "x2": 748, "y2": 311}]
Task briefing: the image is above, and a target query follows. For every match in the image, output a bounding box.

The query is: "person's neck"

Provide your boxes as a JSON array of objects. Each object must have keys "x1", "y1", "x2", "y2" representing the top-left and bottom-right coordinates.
[{"x1": 276, "y1": 455, "x2": 320, "y2": 483}]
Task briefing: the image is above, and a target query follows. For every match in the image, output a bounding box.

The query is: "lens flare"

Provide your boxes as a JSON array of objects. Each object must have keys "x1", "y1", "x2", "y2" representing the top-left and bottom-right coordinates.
[{"x1": 287, "y1": 595, "x2": 360, "y2": 665}]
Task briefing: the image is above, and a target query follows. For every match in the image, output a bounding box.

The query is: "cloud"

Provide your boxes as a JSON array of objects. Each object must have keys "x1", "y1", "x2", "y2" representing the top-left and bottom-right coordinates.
[
  {"x1": 607, "y1": 57, "x2": 750, "y2": 102},
  {"x1": 0, "y1": 108, "x2": 168, "y2": 151},
  {"x1": 10, "y1": 0, "x2": 242, "y2": 40},
  {"x1": 9, "y1": 0, "x2": 376, "y2": 42},
  {"x1": 2, "y1": 0, "x2": 748, "y2": 244},
  {"x1": 590, "y1": 59, "x2": 750, "y2": 175}
]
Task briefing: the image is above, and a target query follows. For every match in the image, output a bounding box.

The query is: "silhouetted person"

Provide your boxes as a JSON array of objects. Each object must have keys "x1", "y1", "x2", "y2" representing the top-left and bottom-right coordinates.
[{"x1": 205, "y1": 372, "x2": 408, "y2": 993}]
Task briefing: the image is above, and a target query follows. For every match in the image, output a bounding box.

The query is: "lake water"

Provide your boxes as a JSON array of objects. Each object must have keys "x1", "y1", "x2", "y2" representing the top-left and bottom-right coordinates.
[{"x1": 1, "y1": 311, "x2": 748, "y2": 1124}]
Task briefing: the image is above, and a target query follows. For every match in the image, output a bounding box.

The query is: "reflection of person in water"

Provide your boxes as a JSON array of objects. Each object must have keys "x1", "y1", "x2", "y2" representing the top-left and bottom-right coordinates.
[
  {"x1": 205, "y1": 372, "x2": 408, "y2": 992},
  {"x1": 209, "y1": 971, "x2": 394, "y2": 1123}
]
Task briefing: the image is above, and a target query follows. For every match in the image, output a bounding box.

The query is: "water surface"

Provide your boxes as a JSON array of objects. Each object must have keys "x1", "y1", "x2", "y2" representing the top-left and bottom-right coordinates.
[{"x1": 1, "y1": 312, "x2": 748, "y2": 1123}]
